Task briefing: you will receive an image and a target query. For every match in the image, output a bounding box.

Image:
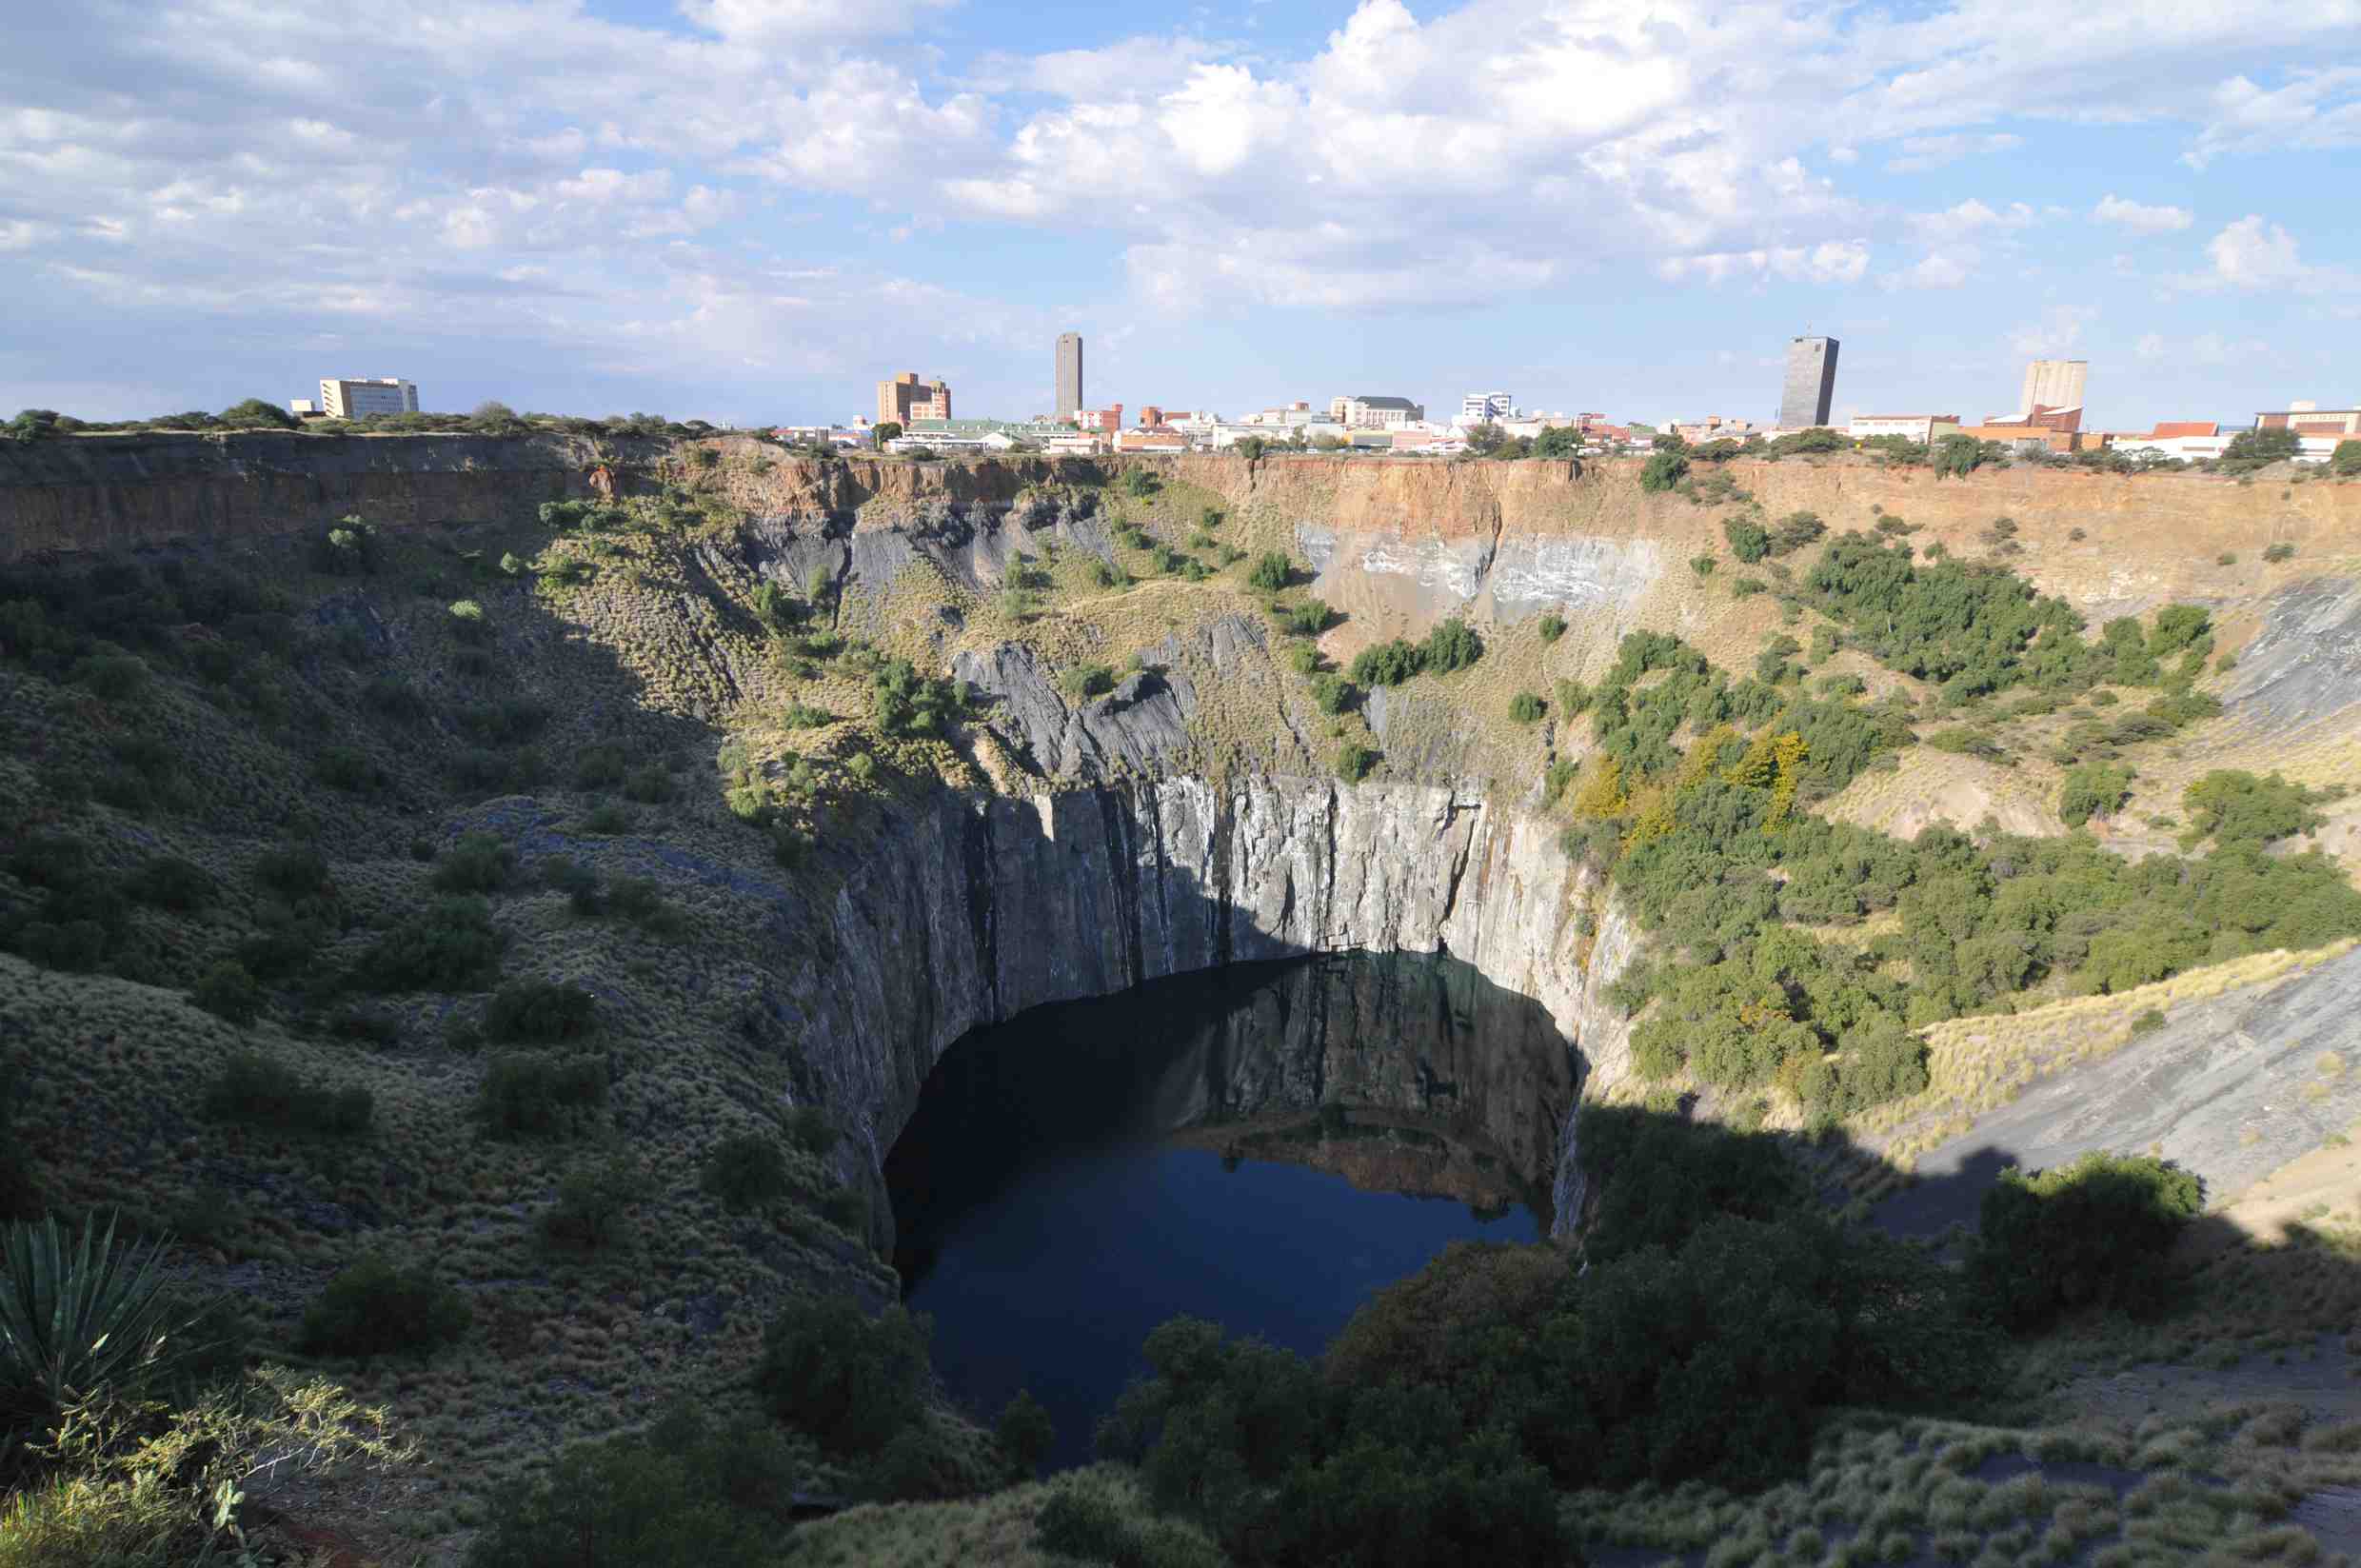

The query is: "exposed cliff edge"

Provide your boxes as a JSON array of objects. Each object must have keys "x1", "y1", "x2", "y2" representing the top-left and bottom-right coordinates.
[{"x1": 743, "y1": 774, "x2": 1627, "y2": 1245}]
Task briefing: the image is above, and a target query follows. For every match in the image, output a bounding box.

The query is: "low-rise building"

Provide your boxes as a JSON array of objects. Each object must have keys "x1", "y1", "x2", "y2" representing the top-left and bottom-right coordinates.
[
  {"x1": 1950, "y1": 423, "x2": 2093, "y2": 453},
  {"x1": 1113, "y1": 429, "x2": 1188, "y2": 453},
  {"x1": 1040, "y1": 432, "x2": 1108, "y2": 455},
  {"x1": 314, "y1": 378, "x2": 419, "y2": 419},
  {"x1": 1331, "y1": 395, "x2": 1425, "y2": 428},
  {"x1": 886, "y1": 429, "x2": 1016, "y2": 454},
  {"x1": 1848, "y1": 414, "x2": 1962, "y2": 443},
  {"x1": 2256, "y1": 404, "x2": 2361, "y2": 436},
  {"x1": 1982, "y1": 404, "x2": 2082, "y2": 434},
  {"x1": 878, "y1": 372, "x2": 951, "y2": 426},
  {"x1": 1671, "y1": 415, "x2": 1756, "y2": 444}
]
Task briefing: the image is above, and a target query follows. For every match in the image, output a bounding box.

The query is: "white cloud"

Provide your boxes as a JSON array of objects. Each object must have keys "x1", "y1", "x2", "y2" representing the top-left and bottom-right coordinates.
[
  {"x1": 1658, "y1": 242, "x2": 1870, "y2": 287},
  {"x1": 1910, "y1": 198, "x2": 2034, "y2": 243},
  {"x1": 2207, "y1": 214, "x2": 2307, "y2": 287},
  {"x1": 2186, "y1": 68, "x2": 2361, "y2": 168},
  {"x1": 2093, "y1": 193, "x2": 2192, "y2": 233},
  {"x1": 1881, "y1": 132, "x2": 2021, "y2": 173},
  {"x1": 1884, "y1": 249, "x2": 1974, "y2": 289},
  {"x1": 2008, "y1": 306, "x2": 2098, "y2": 357}
]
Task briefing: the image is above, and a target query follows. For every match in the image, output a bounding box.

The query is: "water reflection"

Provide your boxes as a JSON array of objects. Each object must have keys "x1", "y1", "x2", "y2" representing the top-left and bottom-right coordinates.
[{"x1": 883, "y1": 950, "x2": 1576, "y2": 1466}]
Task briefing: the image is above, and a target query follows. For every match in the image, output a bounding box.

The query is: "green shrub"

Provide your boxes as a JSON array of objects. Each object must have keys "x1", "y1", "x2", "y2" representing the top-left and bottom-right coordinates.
[
  {"x1": 447, "y1": 599, "x2": 490, "y2": 643},
  {"x1": 1273, "y1": 597, "x2": 1334, "y2": 636},
  {"x1": 1639, "y1": 450, "x2": 1689, "y2": 492},
  {"x1": 786, "y1": 1103, "x2": 840, "y2": 1158},
  {"x1": 781, "y1": 702, "x2": 831, "y2": 727},
  {"x1": 2130, "y1": 1007, "x2": 2167, "y2": 1036},
  {"x1": 129, "y1": 855, "x2": 214, "y2": 913},
  {"x1": 1971, "y1": 1152, "x2": 2202, "y2": 1331},
  {"x1": 464, "y1": 1413, "x2": 792, "y2": 1568},
  {"x1": 1309, "y1": 673, "x2": 1354, "y2": 715},
  {"x1": 1538, "y1": 611, "x2": 1567, "y2": 643},
  {"x1": 1730, "y1": 576, "x2": 1768, "y2": 599},
  {"x1": 1722, "y1": 518, "x2": 1770, "y2": 563},
  {"x1": 620, "y1": 764, "x2": 675, "y2": 804},
  {"x1": 2264, "y1": 542, "x2": 2296, "y2": 563},
  {"x1": 701, "y1": 1132, "x2": 793, "y2": 1211},
  {"x1": 432, "y1": 832, "x2": 517, "y2": 893},
  {"x1": 73, "y1": 651, "x2": 150, "y2": 703},
  {"x1": 540, "y1": 1154, "x2": 640, "y2": 1247},
  {"x1": 1034, "y1": 1487, "x2": 1220, "y2": 1568},
  {"x1": 0, "y1": 1212, "x2": 209, "y2": 1419},
  {"x1": 1507, "y1": 691, "x2": 1545, "y2": 724},
  {"x1": 478, "y1": 1052, "x2": 608, "y2": 1139},
  {"x1": 755, "y1": 1295, "x2": 931, "y2": 1455},
  {"x1": 485, "y1": 980, "x2": 596, "y2": 1042},
  {"x1": 252, "y1": 844, "x2": 331, "y2": 899},
  {"x1": 298, "y1": 1256, "x2": 471, "y2": 1358},
  {"x1": 571, "y1": 744, "x2": 628, "y2": 789},
  {"x1": 871, "y1": 658, "x2": 964, "y2": 738},
  {"x1": 1284, "y1": 643, "x2": 1321, "y2": 676},
  {"x1": 202, "y1": 1051, "x2": 372, "y2": 1134},
  {"x1": 1420, "y1": 618, "x2": 1482, "y2": 674},
  {"x1": 1689, "y1": 554, "x2": 1716, "y2": 577},
  {"x1": 1337, "y1": 743, "x2": 1378, "y2": 784},
  {"x1": 997, "y1": 1390, "x2": 1056, "y2": 1480},
  {"x1": 541, "y1": 858, "x2": 602, "y2": 914},
  {"x1": 2058, "y1": 762, "x2": 2136, "y2": 828},
  {"x1": 1246, "y1": 552, "x2": 1292, "y2": 593},
  {"x1": 2183, "y1": 769, "x2": 2326, "y2": 846},
  {"x1": 188, "y1": 960, "x2": 263, "y2": 1025},
  {"x1": 1064, "y1": 664, "x2": 1116, "y2": 701},
  {"x1": 357, "y1": 896, "x2": 507, "y2": 992},
  {"x1": 1122, "y1": 467, "x2": 1160, "y2": 497},
  {"x1": 1348, "y1": 639, "x2": 1422, "y2": 686}
]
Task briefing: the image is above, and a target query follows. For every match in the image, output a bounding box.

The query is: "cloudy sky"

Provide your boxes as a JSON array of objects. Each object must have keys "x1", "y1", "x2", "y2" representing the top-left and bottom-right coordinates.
[{"x1": 3, "y1": 0, "x2": 2356, "y2": 429}]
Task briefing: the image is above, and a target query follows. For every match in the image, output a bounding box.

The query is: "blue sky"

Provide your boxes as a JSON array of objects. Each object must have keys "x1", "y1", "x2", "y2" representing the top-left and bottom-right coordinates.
[{"x1": 2, "y1": 0, "x2": 2356, "y2": 431}]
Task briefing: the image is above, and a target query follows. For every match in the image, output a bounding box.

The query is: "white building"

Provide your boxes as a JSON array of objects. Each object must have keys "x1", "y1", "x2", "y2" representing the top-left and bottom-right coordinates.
[
  {"x1": 1848, "y1": 414, "x2": 1963, "y2": 443},
  {"x1": 1459, "y1": 392, "x2": 1513, "y2": 424},
  {"x1": 886, "y1": 430, "x2": 1018, "y2": 454},
  {"x1": 315, "y1": 378, "x2": 420, "y2": 419},
  {"x1": 1040, "y1": 432, "x2": 1109, "y2": 455},
  {"x1": 1330, "y1": 395, "x2": 1425, "y2": 428}
]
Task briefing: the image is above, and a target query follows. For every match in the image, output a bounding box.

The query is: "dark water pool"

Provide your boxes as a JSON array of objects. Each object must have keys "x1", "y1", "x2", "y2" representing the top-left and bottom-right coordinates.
[{"x1": 884, "y1": 951, "x2": 1575, "y2": 1468}]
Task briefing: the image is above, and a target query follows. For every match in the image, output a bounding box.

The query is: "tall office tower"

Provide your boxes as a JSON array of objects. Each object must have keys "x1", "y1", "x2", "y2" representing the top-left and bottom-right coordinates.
[
  {"x1": 1777, "y1": 336, "x2": 1840, "y2": 429},
  {"x1": 1056, "y1": 332, "x2": 1083, "y2": 419},
  {"x1": 2019, "y1": 359, "x2": 2088, "y2": 418}
]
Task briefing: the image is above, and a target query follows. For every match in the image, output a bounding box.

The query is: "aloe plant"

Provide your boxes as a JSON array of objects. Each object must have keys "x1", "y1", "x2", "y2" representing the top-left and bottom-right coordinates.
[{"x1": 0, "y1": 1212, "x2": 202, "y2": 1412}]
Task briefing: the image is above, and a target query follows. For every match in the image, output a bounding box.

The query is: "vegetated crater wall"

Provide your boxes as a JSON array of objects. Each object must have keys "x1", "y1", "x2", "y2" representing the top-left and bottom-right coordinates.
[{"x1": 792, "y1": 775, "x2": 1637, "y2": 1247}]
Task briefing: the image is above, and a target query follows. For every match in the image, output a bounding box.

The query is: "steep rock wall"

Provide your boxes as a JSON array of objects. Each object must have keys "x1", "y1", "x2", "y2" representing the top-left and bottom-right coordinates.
[{"x1": 782, "y1": 774, "x2": 1627, "y2": 1246}]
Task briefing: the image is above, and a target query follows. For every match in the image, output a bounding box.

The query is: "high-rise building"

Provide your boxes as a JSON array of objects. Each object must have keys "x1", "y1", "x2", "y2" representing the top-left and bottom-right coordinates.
[
  {"x1": 877, "y1": 372, "x2": 951, "y2": 427},
  {"x1": 1460, "y1": 392, "x2": 1513, "y2": 423},
  {"x1": 1055, "y1": 332, "x2": 1083, "y2": 421},
  {"x1": 2019, "y1": 360, "x2": 2088, "y2": 421},
  {"x1": 1777, "y1": 338, "x2": 1838, "y2": 429},
  {"x1": 317, "y1": 378, "x2": 420, "y2": 419}
]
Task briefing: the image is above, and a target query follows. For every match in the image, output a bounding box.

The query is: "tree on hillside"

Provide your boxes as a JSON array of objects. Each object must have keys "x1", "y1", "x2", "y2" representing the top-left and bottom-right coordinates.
[
  {"x1": 2220, "y1": 426, "x2": 2301, "y2": 472},
  {"x1": 2333, "y1": 439, "x2": 2361, "y2": 476},
  {"x1": 872, "y1": 421, "x2": 903, "y2": 447},
  {"x1": 1465, "y1": 422, "x2": 1506, "y2": 455},
  {"x1": 470, "y1": 400, "x2": 524, "y2": 433},
  {"x1": 218, "y1": 398, "x2": 299, "y2": 430},
  {"x1": 1533, "y1": 426, "x2": 1582, "y2": 459},
  {"x1": 1932, "y1": 433, "x2": 1987, "y2": 479},
  {"x1": 1639, "y1": 450, "x2": 1689, "y2": 493},
  {"x1": 5, "y1": 408, "x2": 67, "y2": 440}
]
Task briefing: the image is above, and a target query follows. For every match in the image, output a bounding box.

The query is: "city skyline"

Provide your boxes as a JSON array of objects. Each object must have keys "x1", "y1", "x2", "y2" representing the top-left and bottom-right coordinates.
[{"x1": 1, "y1": 0, "x2": 2355, "y2": 430}]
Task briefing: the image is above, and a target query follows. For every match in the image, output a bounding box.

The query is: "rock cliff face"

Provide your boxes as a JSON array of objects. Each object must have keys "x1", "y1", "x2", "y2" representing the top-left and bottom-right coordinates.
[{"x1": 771, "y1": 774, "x2": 1624, "y2": 1243}]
